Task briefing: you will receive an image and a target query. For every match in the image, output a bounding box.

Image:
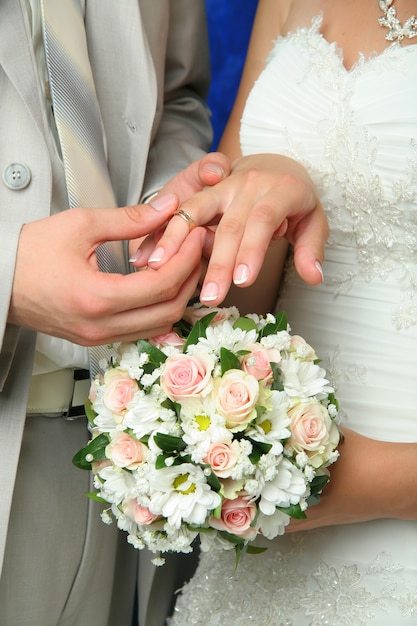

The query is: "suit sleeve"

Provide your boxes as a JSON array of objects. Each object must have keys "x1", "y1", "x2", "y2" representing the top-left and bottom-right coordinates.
[{"x1": 140, "y1": 0, "x2": 213, "y2": 200}]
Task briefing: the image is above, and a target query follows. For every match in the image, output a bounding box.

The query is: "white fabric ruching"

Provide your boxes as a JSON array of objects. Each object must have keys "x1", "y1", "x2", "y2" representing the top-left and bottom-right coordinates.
[{"x1": 170, "y1": 16, "x2": 417, "y2": 626}]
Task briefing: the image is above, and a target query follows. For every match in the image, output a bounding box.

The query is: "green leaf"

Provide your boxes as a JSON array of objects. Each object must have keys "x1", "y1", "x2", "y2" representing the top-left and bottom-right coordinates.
[
  {"x1": 220, "y1": 347, "x2": 241, "y2": 374},
  {"x1": 161, "y1": 398, "x2": 181, "y2": 418},
  {"x1": 245, "y1": 544, "x2": 268, "y2": 555},
  {"x1": 276, "y1": 503, "x2": 307, "y2": 520},
  {"x1": 248, "y1": 439, "x2": 272, "y2": 464},
  {"x1": 306, "y1": 493, "x2": 321, "y2": 507},
  {"x1": 85, "y1": 491, "x2": 108, "y2": 504},
  {"x1": 136, "y1": 339, "x2": 167, "y2": 367},
  {"x1": 309, "y1": 473, "x2": 330, "y2": 496},
  {"x1": 327, "y1": 392, "x2": 339, "y2": 412},
  {"x1": 233, "y1": 316, "x2": 258, "y2": 332},
  {"x1": 261, "y1": 311, "x2": 288, "y2": 337},
  {"x1": 218, "y1": 530, "x2": 247, "y2": 546},
  {"x1": 84, "y1": 398, "x2": 98, "y2": 426},
  {"x1": 205, "y1": 468, "x2": 222, "y2": 492},
  {"x1": 173, "y1": 318, "x2": 192, "y2": 337},
  {"x1": 270, "y1": 361, "x2": 284, "y2": 391},
  {"x1": 183, "y1": 311, "x2": 217, "y2": 351},
  {"x1": 155, "y1": 454, "x2": 172, "y2": 470},
  {"x1": 153, "y1": 432, "x2": 187, "y2": 453},
  {"x1": 72, "y1": 433, "x2": 109, "y2": 470}
]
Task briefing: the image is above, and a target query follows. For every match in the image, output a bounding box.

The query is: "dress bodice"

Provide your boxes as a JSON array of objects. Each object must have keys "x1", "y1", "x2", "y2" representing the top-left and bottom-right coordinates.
[{"x1": 241, "y1": 16, "x2": 417, "y2": 331}]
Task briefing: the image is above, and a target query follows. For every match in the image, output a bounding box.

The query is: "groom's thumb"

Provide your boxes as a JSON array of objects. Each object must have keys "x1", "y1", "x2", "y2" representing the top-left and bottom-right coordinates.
[{"x1": 93, "y1": 194, "x2": 179, "y2": 242}]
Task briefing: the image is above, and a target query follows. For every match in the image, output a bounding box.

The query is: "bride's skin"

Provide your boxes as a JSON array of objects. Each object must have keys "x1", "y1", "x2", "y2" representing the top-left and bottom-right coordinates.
[{"x1": 137, "y1": 0, "x2": 417, "y2": 529}]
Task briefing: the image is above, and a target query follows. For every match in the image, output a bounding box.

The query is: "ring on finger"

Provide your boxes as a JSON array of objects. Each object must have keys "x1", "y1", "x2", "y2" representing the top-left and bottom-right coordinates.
[{"x1": 173, "y1": 208, "x2": 195, "y2": 232}]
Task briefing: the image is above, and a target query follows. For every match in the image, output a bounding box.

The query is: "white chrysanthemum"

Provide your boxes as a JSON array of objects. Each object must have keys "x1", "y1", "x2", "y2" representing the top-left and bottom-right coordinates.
[
  {"x1": 115, "y1": 511, "x2": 137, "y2": 534},
  {"x1": 93, "y1": 410, "x2": 121, "y2": 433},
  {"x1": 99, "y1": 466, "x2": 137, "y2": 504},
  {"x1": 193, "y1": 321, "x2": 258, "y2": 356},
  {"x1": 257, "y1": 509, "x2": 290, "y2": 539},
  {"x1": 280, "y1": 356, "x2": 333, "y2": 399},
  {"x1": 123, "y1": 388, "x2": 175, "y2": 438},
  {"x1": 245, "y1": 390, "x2": 291, "y2": 454},
  {"x1": 259, "y1": 457, "x2": 307, "y2": 513},
  {"x1": 180, "y1": 398, "x2": 229, "y2": 461},
  {"x1": 147, "y1": 463, "x2": 221, "y2": 529}
]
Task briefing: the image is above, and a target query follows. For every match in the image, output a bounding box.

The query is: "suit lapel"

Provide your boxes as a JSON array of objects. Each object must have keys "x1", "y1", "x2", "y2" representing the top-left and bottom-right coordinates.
[
  {"x1": 0, "y1": 1, "x2": 49, "y2": 143},
  {"x1": 85, "y1": 0, "x2": 157, "y2": 207}
]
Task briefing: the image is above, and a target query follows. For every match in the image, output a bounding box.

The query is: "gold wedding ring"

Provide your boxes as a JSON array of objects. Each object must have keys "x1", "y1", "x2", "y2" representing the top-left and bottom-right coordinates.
[{"x1": 173, "y1": 208, "x2": 195, "y2": 232}]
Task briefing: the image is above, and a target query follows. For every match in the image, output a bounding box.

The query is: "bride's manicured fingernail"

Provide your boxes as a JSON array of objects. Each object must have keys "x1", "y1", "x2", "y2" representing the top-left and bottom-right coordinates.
[
  {"x1": 233, "y1": 264, "x2": 249, "y2": 285},
  {"x1": 315, "y1": 260, "x2": 324, "y2": 281},
  {"x1": 129, "y1": 249, "x2": 142, "y2": 263},
  {"x1": 200, "y1": 282, "x2": 219, "y2": 302},
  {"x1": 148, "y1": 247, "x2": 165, "y2": 263}
]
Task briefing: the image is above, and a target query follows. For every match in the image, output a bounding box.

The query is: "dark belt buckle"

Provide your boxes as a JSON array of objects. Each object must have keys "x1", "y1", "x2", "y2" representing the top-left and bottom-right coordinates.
[{"x1": 64, "y1": 369, "x2": 91, "y2": 420}]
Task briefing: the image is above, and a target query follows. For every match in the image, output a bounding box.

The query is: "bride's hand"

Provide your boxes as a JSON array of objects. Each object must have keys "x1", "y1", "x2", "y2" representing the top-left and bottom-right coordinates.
[
  {"x1": 286, "y1": 428, "x2": 417, "y2": 532},
  {"x1": 131, "y1": 153, "x2": 328, "y2": 306}
]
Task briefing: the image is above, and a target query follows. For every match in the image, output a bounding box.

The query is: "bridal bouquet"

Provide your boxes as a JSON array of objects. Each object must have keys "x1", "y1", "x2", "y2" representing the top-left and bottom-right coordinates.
[{"x1": 73, "y1": 305, "x2": 340, "y2": 565}]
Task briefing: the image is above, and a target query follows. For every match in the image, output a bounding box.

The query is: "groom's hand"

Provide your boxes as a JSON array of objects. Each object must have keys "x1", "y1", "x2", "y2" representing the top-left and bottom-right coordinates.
[{"x1": 8, "y1": 196, "x2": 207, "y2": 344}]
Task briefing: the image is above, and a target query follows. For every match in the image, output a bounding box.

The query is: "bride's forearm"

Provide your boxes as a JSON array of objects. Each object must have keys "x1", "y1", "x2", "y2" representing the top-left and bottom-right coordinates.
[{"x1": 287, "y1": 428, "x2": 417, "y2": 532}]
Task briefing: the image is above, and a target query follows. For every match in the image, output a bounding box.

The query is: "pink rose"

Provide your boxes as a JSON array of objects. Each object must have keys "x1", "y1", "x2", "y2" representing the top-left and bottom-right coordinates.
[
  {"x1": 203, "y1": 440, "x2": 240, "y2": 478},
  {"x1": 183, "y1": 305, "x2": 236, "y2": 326},
  {"x1": 241, "y1": 344, "x2": 281, "y2": 383},
  {"x1": 148, "y1": 331, "x2": 185, "y2": 350},
  {"x1": 123, "y1": 499, "x2": 160, "y2": 525},
  {"x1": 214, "y1": 369, "x2": 259, "y2": 431},
  {"x1": 288, "y1": 400, "x2": 340, "y2": 467},
  {"x1": 210, "y1": 496, "x2": 257, "y2": 539},
  {"x1": 102, "y1": 369, "x2": 139, "y2": 415},
  {"x1": 160, "y1": 352, "x2": 213, "y2": 400},
  {"x1": 106, "y1": 431, "x2": 148, "y2": 469}
]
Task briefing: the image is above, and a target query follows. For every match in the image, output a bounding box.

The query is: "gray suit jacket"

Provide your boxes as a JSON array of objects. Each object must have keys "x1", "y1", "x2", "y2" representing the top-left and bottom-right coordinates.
[{"x1": 0, "y1": 0, "x2": 211, "y2": 621}]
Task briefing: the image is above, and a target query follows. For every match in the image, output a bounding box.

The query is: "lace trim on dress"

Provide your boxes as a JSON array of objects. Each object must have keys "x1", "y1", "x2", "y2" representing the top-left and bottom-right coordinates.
[{"x1": 170, "y1": 540, "x2": 417, "y2": 625}]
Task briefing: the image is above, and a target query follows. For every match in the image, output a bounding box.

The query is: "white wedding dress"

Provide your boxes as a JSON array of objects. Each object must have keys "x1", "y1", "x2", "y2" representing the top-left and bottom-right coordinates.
[{"x1": 170, "y1": 17, "x2": 417, "y2": 625}]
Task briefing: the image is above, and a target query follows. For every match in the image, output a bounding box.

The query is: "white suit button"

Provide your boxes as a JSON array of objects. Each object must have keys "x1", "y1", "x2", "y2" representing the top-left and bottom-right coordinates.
[{"x1": 2, "y1": 163, "x2": 31, "y2": 190}]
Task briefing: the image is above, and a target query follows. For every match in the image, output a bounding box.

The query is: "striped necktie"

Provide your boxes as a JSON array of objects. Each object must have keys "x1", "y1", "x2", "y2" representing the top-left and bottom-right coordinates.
[{"x1": 40, "y1": 0, "x2": 125, "y2": 375}]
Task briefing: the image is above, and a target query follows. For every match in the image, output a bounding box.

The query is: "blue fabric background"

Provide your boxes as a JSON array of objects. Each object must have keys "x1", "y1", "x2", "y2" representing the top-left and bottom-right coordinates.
[{"x1": 205, "y1": 0, "x2": 258, "y2": 149}]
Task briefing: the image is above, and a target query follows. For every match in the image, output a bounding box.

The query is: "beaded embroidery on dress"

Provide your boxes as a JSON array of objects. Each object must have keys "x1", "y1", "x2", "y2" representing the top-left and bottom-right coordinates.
[{"x1": 170, "y1": 16, "x2": 417, "y2": 626}]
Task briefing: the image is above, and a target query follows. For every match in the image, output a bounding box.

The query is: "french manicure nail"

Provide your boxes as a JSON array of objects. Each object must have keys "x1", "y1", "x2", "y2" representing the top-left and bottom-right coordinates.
[
  {"x1": 200, "y1": 282, "x2": 219, "y2": 302},
  {"x1": 233, "y1": 264, "x2": 249, "y2": 285},
  {"x1": 129, "y1": 249, "x2": 142, "y2": 263},
  {"x1": 315, "y1": 260, "x2": 324, "y2": 281},
  {"x1": 148, "y1": 247, "x2": 165, "y2": 263}
]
